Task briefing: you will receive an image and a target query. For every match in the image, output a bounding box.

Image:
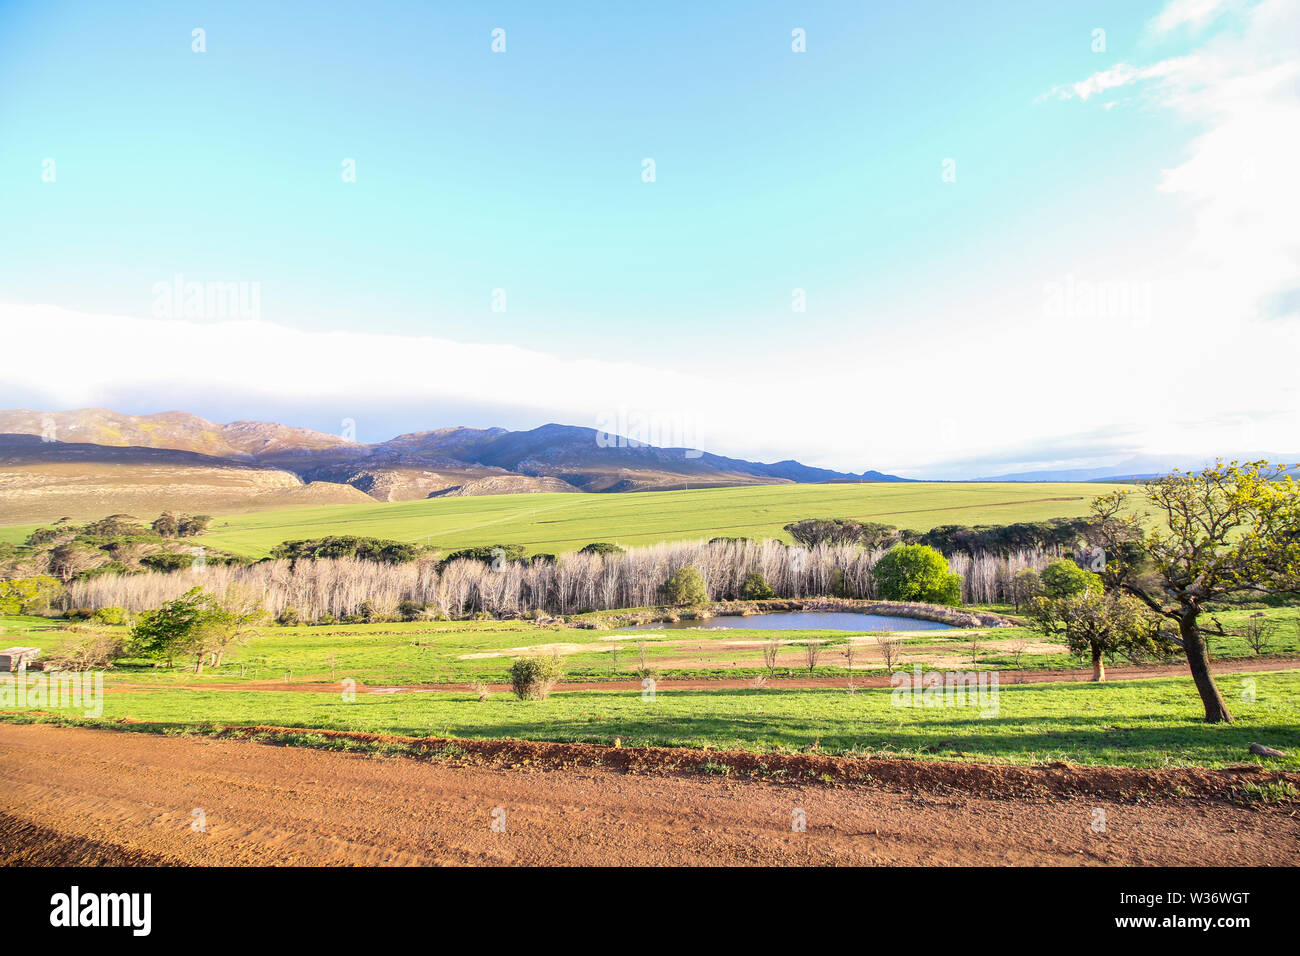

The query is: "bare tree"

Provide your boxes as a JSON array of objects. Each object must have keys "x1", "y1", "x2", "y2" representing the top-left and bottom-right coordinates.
[
  {"x1": 803, "y1": 640, "x2": 825, "y2": 676},
  {"x1": 1239, "y1": 613, "x2": 1276, "y2": 656},
  {"x1": 762, "y1": 639, "x2": 781, "y2": 676},
  {"x1": 842, "y1": 642, "x2": 857, "y2": 693},
  {"x1": 875, "y1": 636, "x2": 903, "y2": 673},
  {"x1": 1008, "y1": 638, "x2": 1028, "y2": 670}
]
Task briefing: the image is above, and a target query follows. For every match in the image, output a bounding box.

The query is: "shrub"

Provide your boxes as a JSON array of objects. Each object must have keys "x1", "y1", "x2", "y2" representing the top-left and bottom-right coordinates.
[
  {"x1": 1041, "y1": 559, "x2": 1101, "y2": 598},
  {"x1": 397, "y1": 599, "x2": 425, "y2": 622},
  {"x1": 661, "y1": 566, "x2": 709, "y2": 606},
  {"x1": 277, "y1": 606, "x2": 301, "y2": 626},
  {"x1": 739, "y1": 571, "x2": 774, "y2": 601},
  {"x1": 509, "y1": 655, "x2": 563, "y2": 700},
  {"x1": 830, "y1": 567, "x2": 852, "y2": 598},
  {"x1": 91, "y1": 606, "x2": 129, "y2": 626},
  {"x1": 871, "y1": 545, "x2": 962, "y2": 606},
  {"x1": 47, "y1": 627, "x2": 127, "y2": 670},
  {"x1": 357, "y1": 601, "x2": 386, "y2": 623}
]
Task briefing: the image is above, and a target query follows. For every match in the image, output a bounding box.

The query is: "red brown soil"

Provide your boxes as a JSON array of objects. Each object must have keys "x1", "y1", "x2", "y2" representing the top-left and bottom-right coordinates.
[
  {"x1": 2, "y1": 723, "x2": 1296, "y2": 866},
  {"x1": 114, "y1": 654, "x2": 1300, "y2": 696}
]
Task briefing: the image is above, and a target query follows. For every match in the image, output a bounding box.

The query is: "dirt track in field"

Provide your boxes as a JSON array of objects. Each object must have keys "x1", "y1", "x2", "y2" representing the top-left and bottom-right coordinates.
[
  {"x1": 115, "y1": 655, "x2": 1300, "y2": 696},
  {"x1": 2, "y1": 723, "x2": 1297, "y2": 867}
]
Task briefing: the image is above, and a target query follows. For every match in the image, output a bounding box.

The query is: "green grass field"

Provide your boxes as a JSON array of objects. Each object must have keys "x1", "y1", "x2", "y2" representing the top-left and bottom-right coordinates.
[
  {"x1": 5, "y1": 604, "x2": 1297, "y2": 769},
  {"x1": 6, "y1": 672, "x2": 1298, "y2": 770},
  {"x1": 6, "y1": 604, "x2": 1297, "y2": 687},
  {"x1": 158, "y1": 481, "x2": 1132, "y2": 558}
]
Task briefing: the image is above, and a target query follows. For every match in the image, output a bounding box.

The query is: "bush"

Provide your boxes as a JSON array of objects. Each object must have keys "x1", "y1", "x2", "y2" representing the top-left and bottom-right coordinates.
[
  {"x1": 871, "y1": 545, "x2": 962, "y2": 606},
  {"x1": 276, "y1": 606, "x2": 301, "y2": 626},
  {"x1": 47, "y1": 627, "x2": 127, "y2": 670},
  {"x1": 739, "y1": 571, "x2": 774, "y2": 601},
  {"x1": 357, "y1": 601, "x2": 386, "y2": 624},
  {"x1": 830, "y1": 567, "x2": 852, "y2": 598},
  {"x1": 1041, "y1": 559, "x2": 1101, "y2": 598},
  {"x1": 396, "y1": 599, "x2": 425, "y2": 622},
  {"x1": 661, "y1": 566, "x2": 708, "y2": 606},
  {"x1": 91, "y1": 606, "x2": 129, "y2": 626},
  {"x1": 509, "y1": 655, "x2": 564, "y2": 700}
]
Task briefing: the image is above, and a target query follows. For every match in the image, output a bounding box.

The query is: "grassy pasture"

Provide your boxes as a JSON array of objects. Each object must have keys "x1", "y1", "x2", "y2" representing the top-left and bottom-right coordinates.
[
  {"x1": 174, "y1": 481, "x2": 1132, "y2": 559},
  {"x1": 5, "y1": 605, "x2": 1297, "y2": 687},
  {"x1": 7, "y1": 671, "x2": 1298, "y2": 770},
  {"x1": 5, "y1": 604, "x2": 1297, "y2": 769}
]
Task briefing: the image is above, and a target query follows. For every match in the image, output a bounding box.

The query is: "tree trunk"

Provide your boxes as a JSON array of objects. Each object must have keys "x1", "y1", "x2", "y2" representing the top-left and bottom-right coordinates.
[
  {"x1": 1091, "y1": 645, "x2": 1105, "y2": 682},
  {"x1": 194, "y1": 656, "x2": 204, "y2": 675},
  {"x1": 1179, "y1": 612, "x2": 1233, "y2": 723}
]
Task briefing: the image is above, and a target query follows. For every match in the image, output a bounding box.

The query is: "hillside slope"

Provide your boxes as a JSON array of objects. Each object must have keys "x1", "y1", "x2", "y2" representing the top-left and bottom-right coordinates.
[{"x1": 0, "y1": 408, "x2": 908, "y2": 518}]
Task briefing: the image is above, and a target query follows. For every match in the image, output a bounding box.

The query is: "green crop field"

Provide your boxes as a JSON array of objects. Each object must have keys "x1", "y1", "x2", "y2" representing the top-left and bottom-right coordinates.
[{"x1": 177, "y1": 481, "x2": 1131, "y2": 558}]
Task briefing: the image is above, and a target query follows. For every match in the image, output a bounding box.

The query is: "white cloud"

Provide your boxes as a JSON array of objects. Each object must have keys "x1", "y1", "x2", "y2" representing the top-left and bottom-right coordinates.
[
  {"x1": 3, "y1": 297, "x2": 1296, "y2": 480},
  {"x1": 1152, "y1": 0, "x2": 1241, "y2": 34},
  {"x1": 1044, "y1": 57, "x2": 1197, "y2": 102}
]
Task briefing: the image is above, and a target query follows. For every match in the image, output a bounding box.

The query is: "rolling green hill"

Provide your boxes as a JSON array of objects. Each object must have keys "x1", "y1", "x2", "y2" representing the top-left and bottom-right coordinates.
[{"x1": 183, "y1": 482, "x2": 1131, "y2": 558}]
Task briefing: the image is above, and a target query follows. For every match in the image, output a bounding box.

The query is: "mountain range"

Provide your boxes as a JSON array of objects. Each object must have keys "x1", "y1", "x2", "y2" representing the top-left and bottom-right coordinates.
[{"x1": 0, "y1": 408, "x2": 906, "y2": 523}]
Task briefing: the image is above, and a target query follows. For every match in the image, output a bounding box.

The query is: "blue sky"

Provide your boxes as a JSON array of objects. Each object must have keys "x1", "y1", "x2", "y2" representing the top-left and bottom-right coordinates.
[{"x1": 1, "y1": 0, "x2": 1297, "y2": 476}]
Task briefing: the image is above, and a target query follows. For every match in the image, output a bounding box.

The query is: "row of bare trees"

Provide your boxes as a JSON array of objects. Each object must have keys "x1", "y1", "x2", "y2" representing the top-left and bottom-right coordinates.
[{"x1": 61, "y1": 538, "x2": 1059, "y2": 620}]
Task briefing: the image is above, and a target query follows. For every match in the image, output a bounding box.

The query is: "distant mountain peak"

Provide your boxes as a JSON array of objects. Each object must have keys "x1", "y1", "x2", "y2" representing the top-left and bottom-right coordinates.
[{"x1": 0, "y1": 407, "x2": 909, "y2": 505}]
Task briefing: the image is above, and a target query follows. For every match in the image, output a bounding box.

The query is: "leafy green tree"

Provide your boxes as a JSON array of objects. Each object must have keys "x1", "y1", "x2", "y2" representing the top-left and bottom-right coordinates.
[
  {"x1": 783, "y1": 518, "x2": 899, "y2": 549},
  {"x1": 0, "y1": 575, "x2": 64, "y2": 615},
  {"x1": 274, "y1": 536, "x2": 427, "y2": 565},
  {"x1": 1010, "y1": 568, "x2": 1044, "y2": 611},
  {"x1": 578, "y1": 542, "x2": 625, "y2": 556},
  {"x1": 81, "y1": 514, "x2": 148, "y2": 537},
  {"x1": 871, "y1": 545, "x2": 962, "y2": 606},
  {"x1": 151, "y1": 513, "x2": 180, "y2": 537},
  {"x1": 1028, "y1": 590, "x2": 1172, "y2": 681},
  {"x1": 661, "y1": 567, "x2": 709, "y2": 606},
  {"x1": 739, "y1": 571, "x2": 774, "y2": 600},
  {"x1": 141, "y1": 552, "x2": 196, "y2": 572},
  {"x1": 129, "y1": 587, "x2": 263, "y2": 672},
  {"x1": 435, "y1": 544, "x2": 526, "y2": 569},
  {"x1": 1089, "y1": 460, "x2": 1300, "y2": 722},
  {"x1": 1040, "y1": 559, "x2": 1101, "y2": 598},
  {"x1": 177, "y1": 514, "x2": 212, "y2": 537},
  {"x1": 49, "y1": 543, "x2": 105, "y2": 582},
  {"x1": 129, "y1": 588, "x2": 210, "y2": 668}
]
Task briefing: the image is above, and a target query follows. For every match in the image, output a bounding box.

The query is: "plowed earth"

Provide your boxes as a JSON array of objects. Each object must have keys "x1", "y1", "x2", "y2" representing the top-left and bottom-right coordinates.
[{"x1": 2, "y1": 724, "x2": 1296, "y2": 866}]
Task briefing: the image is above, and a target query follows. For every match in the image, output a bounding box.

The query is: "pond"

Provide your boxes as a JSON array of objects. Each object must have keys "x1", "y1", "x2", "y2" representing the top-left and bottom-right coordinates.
[{"x1": 620, "y1": 611, "x2": 954, "y2": 632}]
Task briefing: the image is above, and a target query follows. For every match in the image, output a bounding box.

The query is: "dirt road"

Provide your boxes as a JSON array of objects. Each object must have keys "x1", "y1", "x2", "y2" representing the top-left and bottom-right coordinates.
[{"x1": 2, "y1": 724, "x2": 1296, "y2": 866}]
